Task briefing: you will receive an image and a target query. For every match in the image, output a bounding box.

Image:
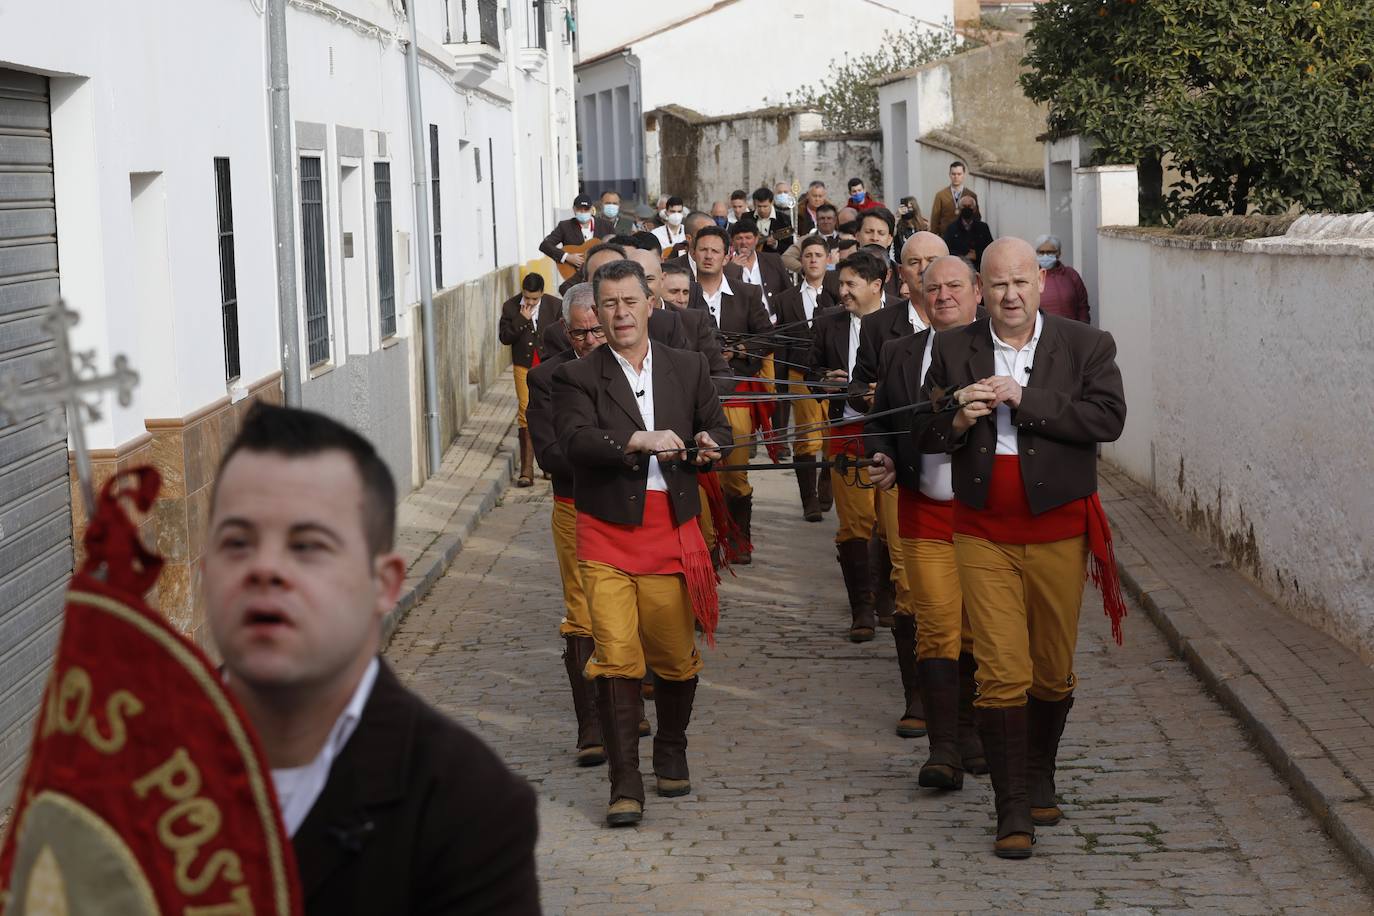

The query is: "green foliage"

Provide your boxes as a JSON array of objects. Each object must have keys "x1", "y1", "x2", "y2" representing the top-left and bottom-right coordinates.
[
  {"x1": 1021, "y1": 0, "x2": 1374, "y2": 220},
  {"x1": 785, "y1": 25, "x2": 968, "y2": 134}
]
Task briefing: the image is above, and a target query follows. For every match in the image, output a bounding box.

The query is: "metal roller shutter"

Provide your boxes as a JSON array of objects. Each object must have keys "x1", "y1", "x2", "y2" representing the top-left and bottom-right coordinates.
[{"x1": 0, "y1": 67, "x2": 72, "y2": 801}]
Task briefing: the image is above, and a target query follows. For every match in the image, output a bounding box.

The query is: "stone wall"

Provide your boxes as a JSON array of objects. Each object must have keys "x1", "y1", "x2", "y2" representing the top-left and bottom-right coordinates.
[
  {"x1": 430, "y1": 266, "x2": 520, "y2": 454},
  {"x1": 1098, "y1": 214, "x2": 1374, "y2": 662}
]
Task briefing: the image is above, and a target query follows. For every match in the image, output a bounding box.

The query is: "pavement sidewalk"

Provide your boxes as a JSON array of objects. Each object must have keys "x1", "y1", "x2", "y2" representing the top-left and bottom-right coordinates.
[
  {"x1": 1102, "y1": 462, "x2": 1374, "y2": 881},
  {"x1": 382, "y1": 378, "x2": 519, "y2": 645}
]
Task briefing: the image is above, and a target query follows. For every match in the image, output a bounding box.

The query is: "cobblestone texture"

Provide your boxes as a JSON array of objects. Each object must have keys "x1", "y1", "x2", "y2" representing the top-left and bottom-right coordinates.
[{"x1": 387, "y1": 472, "x2": 1374, "y2": 914}]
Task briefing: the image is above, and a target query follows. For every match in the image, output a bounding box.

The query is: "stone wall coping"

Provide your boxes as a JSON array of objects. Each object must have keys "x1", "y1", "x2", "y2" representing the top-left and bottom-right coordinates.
[
  {"x1": 1101, "y1": 220, "x2": 1374, "y2": 258},
  {"x1": 916, "y1": 130, "x2": 1045, "y2": 189}
]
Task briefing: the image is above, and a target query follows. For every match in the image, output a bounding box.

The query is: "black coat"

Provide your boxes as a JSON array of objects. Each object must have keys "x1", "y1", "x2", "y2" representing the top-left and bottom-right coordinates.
[
  {"x1": 292, "y1": 661, "x2": 539, "y2": 915},
  {"x1": 808, "y1": 308, "x2": 863, "y2": 421},
  {"x1": 914, "y1": 315, "x2": 1127, "y2": 514},
  {"x1": 539, "y1": 216, "x2": 614, "y2": 261},
  {"x1": 852, "y1": 300, "x2": 918, "y2": 395},
  {"x1": 736, "y1": 252, "x2": 792, "y2": 317},
  {"x1": 527, "y1": 347, "x2": 578, "y2": 497},
  {"x1": 687, "y1": 280, "x2": 772, "y2": 377},
  {"x1": 771, "y1": 283, "x2": 839, "y2": 369},
  {"x1": 865, "y1": 329, "x2": 932, "y2": 493},
  {"x1": 540, "y1": 308, "x2": 731, "y2": 398},
  {"x1": 552, "y1": 343, "x2": 732, "y2": 527},
  {"x1": 498, "y1": 293, "x2": 563, "y2": 368},
  {"x1": 942, "y1": 218, "x2": 995, "y2": 270}
]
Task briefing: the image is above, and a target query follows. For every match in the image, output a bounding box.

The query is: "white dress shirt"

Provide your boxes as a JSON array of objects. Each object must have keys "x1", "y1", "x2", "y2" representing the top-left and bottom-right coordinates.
[
  {"x1": 990, "y1": 312, "x2": 1044, "y2": 455},
  {"x1": 917, "y1": 332, "x2": 954, "y2": 501},
  {"x1": 702, "y1": 273, "x2": 733, "y2": 326},
  {"x1": 908, "y1": 303, "x2": 928, "y2": 335},
  {"x1": 739, "y1": 256, "x2": 773, "y2": 320},
  {"x1": 652, "y1": 223, "x2": 686, "y2": 251},
  {"x1": 612, "y1": 344, "x2": 668, "y2": 492},
  {"x1": 842, "y1": 314, "x2": 864, "y2": 421},
  {"x1": 271, "y1": 657, "x2": 379, "y2": 837},
  {"x1": 800, "y1": 281, "x2": 825, "y2": 324}
]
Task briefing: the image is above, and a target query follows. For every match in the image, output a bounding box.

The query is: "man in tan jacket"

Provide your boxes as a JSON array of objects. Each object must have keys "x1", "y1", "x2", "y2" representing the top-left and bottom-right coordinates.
[{"x1": 930, "y1": 160, "x2": 979, "y2": 238}]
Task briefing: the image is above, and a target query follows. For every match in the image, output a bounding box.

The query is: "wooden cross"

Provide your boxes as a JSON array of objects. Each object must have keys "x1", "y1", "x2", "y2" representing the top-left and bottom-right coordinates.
[{"x1": 0, "y1": 299, "x2": 139, "y2": 521}]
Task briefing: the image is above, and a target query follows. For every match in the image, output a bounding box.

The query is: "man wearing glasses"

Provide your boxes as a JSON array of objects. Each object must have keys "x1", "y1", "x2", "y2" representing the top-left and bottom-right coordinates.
[{"x1": 526, "y1": 282, "x2": 609, "y2": 769}]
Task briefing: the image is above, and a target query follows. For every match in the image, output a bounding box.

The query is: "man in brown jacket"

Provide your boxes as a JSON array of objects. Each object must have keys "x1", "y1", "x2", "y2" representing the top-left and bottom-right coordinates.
[
  {"x1": 552, "y1": 258, "x2": 732, "y2": 828},
  {"x1": 930, "y1": 160, "x2": 979, "y2": 238},
  {"x1": 914, "y1": 236, "x2": 1127, "y2": 860},
  {"x1": 498, "y1": 272, "x2": 563, "y2": 486}
]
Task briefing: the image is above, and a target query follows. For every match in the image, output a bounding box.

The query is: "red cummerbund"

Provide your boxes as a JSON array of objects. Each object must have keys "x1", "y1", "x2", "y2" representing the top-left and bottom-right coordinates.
[
  {"x1": 554, "y1": 495, "x2": 574, "y2": 505},
  {"x1": 576, "y1": 491, "x2": 704, "y2": 575},
  {"x1": 954, "y1": 455, "x2": 1087, "y2": 545},
  {"x1": 826, "y1": 421, "x2": 865, "y2": 458},
  {"x1": 898, "y1": 487, "x2": 954, "y2": 542}
]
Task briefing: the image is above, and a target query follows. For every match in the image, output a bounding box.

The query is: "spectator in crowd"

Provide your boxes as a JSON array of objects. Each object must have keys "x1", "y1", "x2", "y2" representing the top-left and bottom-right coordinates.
[
  {"x1": 750, "y1": 187, "x2": 793, "y2": 253},
  {"x1": 836, "y1": 206, "x2": 861, "y2": 236},
  {"x1": 847, "y1": 177, "x2": 883, "y2": 212},
  {"x1": 942, "y1": 196, "x2": 994, "y2": 270},
  {"x1": 1035, "y1": 234, "x2": 1091, "y2": 324},
  {"x1": 895, "y1": 196, "x2": 928, "y2": 252},
  {"x1": 728, "y1": 189, "x2": 749, "y2": 225},
  {"x1": 601, "y1": 189, "x2": 638, "y2": 235},
  {"x1": 710, "y1": 200, "x2": 730, "y2": 227},
  {"x1": 931, "y1": 161, "x2": 978, "y2": 238},
  {"x1": 797, "y1": 181, "x2": 832, "y2": 236}
]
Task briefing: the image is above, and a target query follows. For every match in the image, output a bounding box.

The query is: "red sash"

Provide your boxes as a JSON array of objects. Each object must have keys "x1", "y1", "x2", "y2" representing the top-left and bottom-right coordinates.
[
  {"x1": 825, "y1": 421, "x2": 865, "y2": 458},
  {"x1": 898, "y1": 487, "x2": 954, "y2": 542},
  {"x1": 723, "y1": 379, "x2": 781, "y2": 462}
]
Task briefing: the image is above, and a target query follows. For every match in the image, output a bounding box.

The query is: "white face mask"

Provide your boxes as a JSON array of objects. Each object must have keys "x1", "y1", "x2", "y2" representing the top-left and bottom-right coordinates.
[
  {"x1": 776, "y1": 192, "x2": 795, "y2": 209},
  {"x1": 666, "y1": 212, "x2": 684, "y2": 228}
]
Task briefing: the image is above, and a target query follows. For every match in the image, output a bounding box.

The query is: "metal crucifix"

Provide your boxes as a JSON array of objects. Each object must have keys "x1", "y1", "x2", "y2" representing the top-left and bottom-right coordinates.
[{"x1": 0, "y1": 299, "x2": 140, "y2": 521}]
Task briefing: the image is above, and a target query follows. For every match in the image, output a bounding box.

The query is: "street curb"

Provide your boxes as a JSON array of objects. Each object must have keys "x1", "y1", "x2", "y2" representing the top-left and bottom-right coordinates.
[
  {"x1": 1113, "y1": 540, "x2": 1374, "y2": 884},
  {"x1": 380, "y1": 432, "x2": 516, "y2": 647}
]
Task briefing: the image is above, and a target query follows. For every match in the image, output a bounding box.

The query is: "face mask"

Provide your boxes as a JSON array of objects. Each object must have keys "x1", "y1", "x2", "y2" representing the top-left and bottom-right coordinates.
[
  {"x1": 850, "y1": 191, "x2": 865, "y2": 204},
  {"x1": 575, "y1": 211, "x2": 592, "y2": 224},
  {"x1": 602, "y1": 204, "x2": 620, "y2": 219},
  {"x1": 666, "y1": 212, "x2": 684, "y2": 227},
  {"x1": 776, "y1": 193, "x2": 795, "y2": 209},
  {"x1": 1036, "y1": 254, "x2": 1058, "y2": 270},
  {"x1": 713, "y1": 216, "x2": 728, "y2": 228},
  {"x1": 825, "y1": 262, "x2": 836, "y2": 271},
  {"x1": 658, "y1": 209, "x2": 669, "y2": 222},
  {"x1": 960, "y1": 210, "x2": 976, "y2": 223}
]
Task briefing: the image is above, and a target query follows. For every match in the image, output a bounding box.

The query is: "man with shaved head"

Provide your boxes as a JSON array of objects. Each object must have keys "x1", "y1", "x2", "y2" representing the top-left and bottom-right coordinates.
[{"x1": 913, "y1": 237, "x2": 1126, "y2": 860}]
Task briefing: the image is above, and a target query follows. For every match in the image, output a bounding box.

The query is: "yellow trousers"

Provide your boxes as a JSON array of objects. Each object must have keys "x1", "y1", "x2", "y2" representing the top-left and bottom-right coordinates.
[
  {"x1": 721, "y1": 405, "x2": 754, "y2": 498},
  {"x1": 875, "y1": 486, "x2": 913, "y2": 618},
  {"x1": 696, "y1": 484, "x2": 716, "y2": 551},
  {"x1": 513, "y1": 364, "x2": 530, "y2": 428},
  {"x1": 551, "y1": 500, "x2": 592, "y2": 638},
  {"x1": 900, "y1": 537, "x2": 973, "y2": 660},
  {"x1": 786, "y1": 369, "x2": 822, "y2": 458},
  {"x1": 578, "y1": 561, "x2": 703, "y2": 681},
  {"x1": 831, "y1": 464, "x2": 875, "y2": 543},
  {"x1": 955, "y1": 534, "x2": 1088, "y2": 709},
  {"x1": 760, "y1": 354, "x2": 777, "y2": 393}
]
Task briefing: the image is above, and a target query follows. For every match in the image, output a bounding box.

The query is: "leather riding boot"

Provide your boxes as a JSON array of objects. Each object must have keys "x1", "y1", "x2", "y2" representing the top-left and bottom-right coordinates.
[
  {"x1": 836, "y1": 538, "x2": 876, "y2": 642},
  {"x1": 892, "y1": 616, "x2": 926, "y2": 737},
  {"x1": 726, "y1": 494, "x2": 753, "y2": 564},
  {"x1": 916, "y1": 658, "x2": 963, "y2": 789},
  {"x1": 795, "y1": 455, "x2": 822, "y2": 522},
  {"x1": 869, "y1": 535, "x2": 896, "y2": 627},
  {"x1": 958, "y1": 653, "x2": 988, "y2": 775},
  {"x1": 817, "y1": 467, "x2": 833, "y2": 511},
  {"x1": 1027, "y1": 694, "x2": 1074, "y2": 826},
  {"x1": 977, "y1": 705, "x2": 1034, "y2": 858},
  {"x1": 516, "y1": 427, "x2": 534, "y2": 486},
  {"x1": 595, "y1": 677, "x2": 646, "y2": 826},
  {"x1": 773, "y1": 401, "x2": 792, "y2": 460},
  {"x1": 563, "y1": 636, "x2": 605, "y2": 767},
  {"x1": 652, "y1": 676, "x2": 698, "y2": 797}
]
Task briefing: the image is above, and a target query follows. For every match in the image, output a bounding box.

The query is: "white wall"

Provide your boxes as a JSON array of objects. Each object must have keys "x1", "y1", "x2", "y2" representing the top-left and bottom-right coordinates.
[
  {"x1": 576, "y1": 0, "x2": 716, "y2": 59},
  {"x1": 1099, "y1": 222, "x2": 1374, "y2": 661},
  {"x1": 913, "y1": 141, "x2": 1047, "y2": 243}
]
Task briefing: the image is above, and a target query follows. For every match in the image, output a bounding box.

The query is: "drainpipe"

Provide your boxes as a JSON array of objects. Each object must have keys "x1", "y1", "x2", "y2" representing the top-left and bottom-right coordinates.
[
  {"x1": 404, "y1": 0, "x2": 444, "y2": 476},
  {"x1": 266, "y1": 0, "x2": 303, "y2": 406}
]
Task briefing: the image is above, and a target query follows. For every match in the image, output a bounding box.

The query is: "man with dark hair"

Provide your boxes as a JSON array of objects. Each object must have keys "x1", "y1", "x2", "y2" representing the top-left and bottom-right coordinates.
[
  {"x1": 527, "y1": 284, "x2": 608, "y2": 770},
  {"x1": 772, "y1": 234, "x2": 839, "y2": 521},
  {"x1": 661, "y1": 260, "x2": 693, "y2": 311},
  {"x1": 847, "y1": 177, "x2": 883, "y2": 213},
  {"x1": 665, "y1": 212, "x2": 744, "y2": 286},
  {"x1": 728, "y1": 219, "x2": 792, "y2": 309},
  {"x1": 943, "y1": 196, "x2": 995, "y2": 270},
  {"x1": 931, "y1": 161, "x2": 978, "y2": 238},
  {"x1": 651, "y1": 196, "x2": 688, "y2": 254},
  {"x1": 807, "y1": 249, "x2": 890, "y2": 642},
  {"x1": 601, "y1": 188, "x2": 638, "y2": 235},
  {"x1": 205, "y1": 404, "x2": 539, "y2": 913},
  {"x1": 689, "y1": 225, "x2": 772, "y2": 558},
  {"x1": 728, "y1": 189, "x2": 749, "y2": 225},
  {"x1": 781, "y1": 202, "x2": 839, "y2": 273},
  {"x1": 498, "y1": 272, "x2": 563, "y2": 487},
  {"x1": 553, "y1": 258, "x2": 731, "y2": 828},
  {"x1": 540, "y1": 193, "x2": 613, "y2": 267},
  {"x1": 750, "y1": 186, "x2": 793, "y2": 253}
]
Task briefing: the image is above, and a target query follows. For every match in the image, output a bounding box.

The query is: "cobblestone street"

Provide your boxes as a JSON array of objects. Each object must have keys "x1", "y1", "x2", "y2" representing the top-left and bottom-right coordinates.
[{"x1": 386, "y1": 472, "x2": 1374, "y2": 914}]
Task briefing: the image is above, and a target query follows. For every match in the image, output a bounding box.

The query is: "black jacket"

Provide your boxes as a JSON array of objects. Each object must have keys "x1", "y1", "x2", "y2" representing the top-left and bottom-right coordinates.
[
  {"x1": 771, "y1": 282, "x2": 838, "y2": 370},
  {"x1": 688, "y1": 280, "x2": 772, "y2": 377},
  {"x1": 539, "y1": 216, "x2": 613, "y2": 261},
  {"x1": 808, "y1": 308, "x2": 863, "y2": 421},
  {"x1": 552, "y1": 343, "x2": 732, "y2": 526},
  {"x1": 737, "y1": 251, "x2": 792, "y2": 313},
  {"x1": 852, "y1": 300, "x2": 918, "y2": 398},
  {"x1": 292, "y1": 661, "x2": 539, "y2": 915},
  {"x1": 865, "y1": 329, "x2": 931, "y2": 493},
  {"x1": 527, "y1": 347, "x2": 577, "y2": 497},
  {"x1": 498, "y1": 293, "x2": 563, "y2": 368},
  {"x1": 541, "y1": 308, "x2": 731, "y2": 397},
  {"x1": 942, "y1": 218, "x2": 995, "y2": 270},
  {"x1": 914, "y1": 315, "x2": 1127, "y2": 514}
]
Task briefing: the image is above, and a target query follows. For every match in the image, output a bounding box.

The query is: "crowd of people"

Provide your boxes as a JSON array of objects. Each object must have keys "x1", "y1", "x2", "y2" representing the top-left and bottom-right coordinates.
[{"x1": 505, "y1": 165, "x2": 1123, "y2": 863}]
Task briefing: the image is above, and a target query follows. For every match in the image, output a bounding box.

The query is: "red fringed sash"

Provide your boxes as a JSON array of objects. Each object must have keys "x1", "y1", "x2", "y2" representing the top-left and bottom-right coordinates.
[
  {"x1": 699, "y1": 472, "x2": 750, "y2": 568},
  {"x1": 724, "y1": 379, "x2": 782, "y2": 462},
  {"x1": 1087, "y1": 492, "x2": 1128, "y2": 646}
]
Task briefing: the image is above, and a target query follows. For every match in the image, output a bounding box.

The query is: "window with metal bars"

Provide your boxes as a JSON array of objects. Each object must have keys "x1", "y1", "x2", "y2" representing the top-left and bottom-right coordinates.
[
  {"x1": 430, "y1": 124, "x2": 443, "y2": 289},
  {"x1": 375, "y1": 162, "x2": 397, "y2": 338},
  {"x1": 213, "y1": 157, "x2": 241, "y2": 381},
  {"x1": 299, "y1": 155, "x2": 330, "y2": 366}
]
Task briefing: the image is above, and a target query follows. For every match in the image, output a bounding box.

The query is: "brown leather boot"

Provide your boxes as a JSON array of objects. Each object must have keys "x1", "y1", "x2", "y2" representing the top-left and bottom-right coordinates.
[
  {"x1": 652, "y1": 676, "x2": 697, "y2": 797},
  {"x1": 516, "y1": 427, "x2": 535, "y2": 487},
  {"x1": 869, "y1": 535, "x2": 896, "y2": 627},
  {"x1": 916, "y1": 658, "x2": 963, "y2": 789},
  {"x1": 836, "y1": 539, "x2": 876, "y2": 642},
  {"x1": 563, "y1": 636, "x2": 605, "y2": 767},
  {"x1": 978, "y1": 705, "x2": 1035, "y2": 858},
  {"x1": 958, "y1": 653, "x2": 988, "y2": 775},
  {"x1": 726, "y1": 494, "x2": 753, "y2": 565},
  {"x1": 1027, "y1": 694, "x2": 1074, "y2": 826},
  {"x1": 817, "y1": 467, "x2": 833, "y2": 511},
  {"x1": 892, "y1": 616, "x2": 926, "y2": 738},
  {"x1": 595, "y1": 677, "x2": 646, "y2": 826},
  {"x1": 773, "y1": 401, "x2": 792, "y2": 460},
  {"x1": 795, "y1": 455, "x2": 823, "y2": 522}
]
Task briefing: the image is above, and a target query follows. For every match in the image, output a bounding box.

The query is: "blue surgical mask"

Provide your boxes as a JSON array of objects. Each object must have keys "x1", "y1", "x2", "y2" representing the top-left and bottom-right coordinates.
[
  {"x1": 603, "y1": 204, "x2": 620, "y2": 219},
  {"x1": 713, "y1": 216, "x2": 728, "y2": 228},
  {"x1": 825, "y1": 262, "x2": 836, "y2": 271},
  {"x1": 850, "y1": 191, "x2": 865, "y2": 204},
  {"x1": 574, "y1": 211, "x2": 592, "y2": 224},
  {"x1": 776, "y1": 192, "x2": 795, "y2": 209},
  {"x1": 1036, "y1": 254, "x2": 1058, "y2": 269}
]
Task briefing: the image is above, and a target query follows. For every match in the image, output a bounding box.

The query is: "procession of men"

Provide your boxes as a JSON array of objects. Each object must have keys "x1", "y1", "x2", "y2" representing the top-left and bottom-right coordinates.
[{"x1": 525, "y1": 176, "x2": 1126, "y2": 857}]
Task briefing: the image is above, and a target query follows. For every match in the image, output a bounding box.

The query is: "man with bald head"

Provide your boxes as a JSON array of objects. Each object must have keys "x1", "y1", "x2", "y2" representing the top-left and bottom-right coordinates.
[
  {"x1": 867, "y1": 255, "x2": 986, "y2": 780},
  {"x1": 913, "y1": 237, "x2": 1126, "y2": 860}
]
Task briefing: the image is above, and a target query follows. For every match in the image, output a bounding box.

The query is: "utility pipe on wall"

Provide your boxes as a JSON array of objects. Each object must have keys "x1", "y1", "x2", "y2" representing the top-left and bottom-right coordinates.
[{"x1": 266, "y1": 0, "x2": 303, "y2": 406}]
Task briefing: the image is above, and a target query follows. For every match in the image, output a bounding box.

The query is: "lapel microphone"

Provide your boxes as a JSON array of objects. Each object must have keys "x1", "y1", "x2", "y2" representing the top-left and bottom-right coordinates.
[{"x1": 635, "y1": 389, "x2": 645, "y2": 398}]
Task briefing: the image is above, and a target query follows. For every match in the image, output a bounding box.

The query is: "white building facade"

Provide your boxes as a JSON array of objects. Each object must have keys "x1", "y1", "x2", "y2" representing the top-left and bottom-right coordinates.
[{"x1": 0, "y1": 0, "x2": 576, "y2": 799}]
